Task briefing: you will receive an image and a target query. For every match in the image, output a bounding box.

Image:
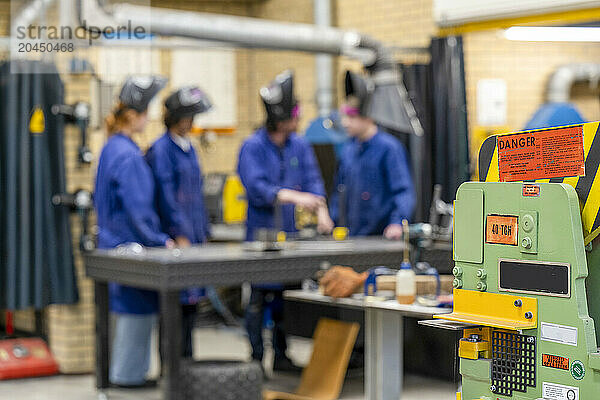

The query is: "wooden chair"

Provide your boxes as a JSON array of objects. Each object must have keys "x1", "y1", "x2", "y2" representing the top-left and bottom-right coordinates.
[{"x1": 263, "y1": 318, "x2": 360, "y2": 400}]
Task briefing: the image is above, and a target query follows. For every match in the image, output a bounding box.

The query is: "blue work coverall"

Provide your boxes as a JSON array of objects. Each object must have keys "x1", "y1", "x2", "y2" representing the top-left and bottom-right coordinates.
[
  {"x1": 95, "y1": 133, "x2": 169, "y2": 385},
  {"x1": 146, "y1": 132, "x2": 209, "y2": 246},
  {"x1": 330, "y1": 129, "x2": 416, "y2": 236},
  {"x1": 146, "y1": 131, "x2": 210, "y2": 356},
  {"x1": 237, "y1": 127, "x2": 326, "y2": 361}
]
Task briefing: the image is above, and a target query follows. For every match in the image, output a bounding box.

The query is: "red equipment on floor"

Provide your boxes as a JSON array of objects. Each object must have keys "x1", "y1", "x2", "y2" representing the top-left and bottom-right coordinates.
[{"x1": 0, "y1": 311, "x2": 59, "y2": 380}]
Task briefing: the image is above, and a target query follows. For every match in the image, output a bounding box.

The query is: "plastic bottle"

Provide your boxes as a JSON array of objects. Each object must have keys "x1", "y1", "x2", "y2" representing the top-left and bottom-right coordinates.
[
  {"x1": 396, "y1": 219, "x2": 416, "y2": 304},
  {"x1": 396, "y1": 262, "x2": 416, "y2": 304}
]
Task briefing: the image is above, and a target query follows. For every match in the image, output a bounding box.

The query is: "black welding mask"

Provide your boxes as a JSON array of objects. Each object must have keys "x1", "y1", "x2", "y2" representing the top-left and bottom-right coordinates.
[
  {"x1": 344, "y1": 70, "x2": 374, "y2": 117},
  {"x1": 119, "y1": 75, "x2": 167, "y2": 113},
  {"x1": 260, "y1": 70, "x2": 298, "y2": 123},
  {"x1": 165, "y1": 86, "x2": 213, "y2": 121}
]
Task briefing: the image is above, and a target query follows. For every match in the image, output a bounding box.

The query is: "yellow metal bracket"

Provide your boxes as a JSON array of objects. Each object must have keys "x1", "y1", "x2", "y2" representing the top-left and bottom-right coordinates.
[
  {"x1": 434, "y1": 289, "x2": 537, "y2": 330},
  {"x1": 459, "y1": 327, "x2": 493, "y2": 360}
]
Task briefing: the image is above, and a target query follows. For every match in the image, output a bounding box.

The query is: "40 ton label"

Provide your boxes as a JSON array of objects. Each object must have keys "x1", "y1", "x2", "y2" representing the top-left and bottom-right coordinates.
[{"x1": 486, "y1": 214, "x2": 518, "y2": 245}]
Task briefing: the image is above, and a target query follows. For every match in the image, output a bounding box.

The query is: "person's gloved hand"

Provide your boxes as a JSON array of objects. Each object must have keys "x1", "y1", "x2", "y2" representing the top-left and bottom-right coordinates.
[{"x1": 320, "y1": 266, "x2": 368, "y2": 298}]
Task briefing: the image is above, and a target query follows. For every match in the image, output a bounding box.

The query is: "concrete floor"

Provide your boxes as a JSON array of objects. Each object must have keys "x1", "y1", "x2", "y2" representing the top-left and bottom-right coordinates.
[{"x1": 0, "y1": 327, "x2": 457, "y2": 400}]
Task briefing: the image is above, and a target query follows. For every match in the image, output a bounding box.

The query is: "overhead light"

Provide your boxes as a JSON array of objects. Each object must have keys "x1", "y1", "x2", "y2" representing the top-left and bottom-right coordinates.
[{"x1": 504, "y1": 26, "x2": 600, "y2": 42}]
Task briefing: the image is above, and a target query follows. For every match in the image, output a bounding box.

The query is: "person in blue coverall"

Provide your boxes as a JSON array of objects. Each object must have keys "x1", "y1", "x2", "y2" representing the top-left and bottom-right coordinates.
[
  {"x1": 95, "y1": 76, "x2": 172, "y2": 388},
  {"x1": 330, "y1": 70, "x2": 416, "y2": 240},
  {"x1": 146, "y1": 86, "x2": 213, "y2": 358},
  {"x1": 237, "y1": 71, "x2": 334, "y2": 372}
]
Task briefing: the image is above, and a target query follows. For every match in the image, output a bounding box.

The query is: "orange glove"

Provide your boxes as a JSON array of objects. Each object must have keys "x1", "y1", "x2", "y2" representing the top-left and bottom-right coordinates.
[{"x1": 320, "y1": 266, "x2": 368, "y2": 298}]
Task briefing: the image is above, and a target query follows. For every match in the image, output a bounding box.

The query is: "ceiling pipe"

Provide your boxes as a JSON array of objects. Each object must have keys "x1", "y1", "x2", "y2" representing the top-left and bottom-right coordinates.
[
  {"x1": 78, "y1": 0, "x2": 422, "y2": 135},
  {"x1": 80, "y1": 0, "x2": 375, "y2": 63},
  {"x1": 546, "y1": 63, "x2": 600, "y2": 103},
  {"x1": 11, "y1": 0, "x2": 56, "y2": 38},
  {"x1": 314, "y1": 0, "x2": 334, "y2": 117}
]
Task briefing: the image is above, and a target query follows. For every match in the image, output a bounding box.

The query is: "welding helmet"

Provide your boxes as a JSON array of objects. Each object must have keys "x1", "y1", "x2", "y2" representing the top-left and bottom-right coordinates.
[
  {"x1": 165, "y1": 86, "x2": 213, "y2": 121},
  {"x1": 119, "y1": 75, "x2": 167, "y2": 113},
  {"x1": 343, "y1": 70, "x2": 374, "y2": 117},
  {"x1": 260, "y1": 70, "x2": 299, "y2": 122}
]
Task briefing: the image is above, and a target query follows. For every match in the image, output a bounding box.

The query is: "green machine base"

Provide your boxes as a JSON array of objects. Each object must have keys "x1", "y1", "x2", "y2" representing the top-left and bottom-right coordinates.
[
  {"x1": 424, "y1": 122, "x2": 600, "y2": 399},
  {"x1": 438, "y1": 181, "x2": 600, "y2": 400}
]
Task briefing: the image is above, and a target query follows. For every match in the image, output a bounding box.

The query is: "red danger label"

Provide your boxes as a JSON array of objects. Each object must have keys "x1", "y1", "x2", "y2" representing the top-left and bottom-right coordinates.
[
  {"x1": 497, "y1": 126, "x2": 585, "y2": 182},
  {"x1": 542, "y1": 353, "x2": 569, "y2": 370}
]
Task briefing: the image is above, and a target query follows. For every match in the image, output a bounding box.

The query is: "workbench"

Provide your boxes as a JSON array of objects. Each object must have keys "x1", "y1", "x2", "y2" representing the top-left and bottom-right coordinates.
[
  {"x1": 284, "y1": 290, "x2": 451, "y2": 400},
  {"x1": 84, "y1": 238, "x2": 407, "y2": 400}
]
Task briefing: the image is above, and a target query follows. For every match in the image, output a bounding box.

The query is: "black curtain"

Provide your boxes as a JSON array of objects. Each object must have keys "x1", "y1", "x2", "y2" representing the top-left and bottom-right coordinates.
[
  {"x1": 401, "y1": 63, "x2": 434, "y2": 222},
  {"x1": 397, "y1": 38, "x2": 469, "y2": 220},
  {"x1": 430, "y1": 36, "x2": 471, "y2": 203},
  {"x1": 0, "y1": 60, "x2": 78, "y2": 310}
]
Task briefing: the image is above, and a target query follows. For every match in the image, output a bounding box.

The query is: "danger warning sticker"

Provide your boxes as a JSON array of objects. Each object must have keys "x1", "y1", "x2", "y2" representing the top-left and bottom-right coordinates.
[
  {"x1": 543, "y1": 354, "x2": 569, "y2": 370},
  {"x1": 497, "y1": 125, "x2": 585, "y2": 182}
]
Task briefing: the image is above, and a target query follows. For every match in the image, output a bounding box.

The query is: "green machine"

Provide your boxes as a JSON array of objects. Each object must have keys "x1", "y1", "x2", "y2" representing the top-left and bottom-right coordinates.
[{"x1": 424, "y1": 122, "x2": 600, "y2": 400}]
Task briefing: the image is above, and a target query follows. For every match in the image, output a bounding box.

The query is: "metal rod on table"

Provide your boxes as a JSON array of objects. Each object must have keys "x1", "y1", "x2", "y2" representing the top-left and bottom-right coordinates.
[{"x1": 338, "y1": 184, "x2": 347, "y2": 228}]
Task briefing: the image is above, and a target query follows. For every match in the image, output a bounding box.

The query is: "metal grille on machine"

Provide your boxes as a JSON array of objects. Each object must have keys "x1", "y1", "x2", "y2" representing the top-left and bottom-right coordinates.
[{"x1": 491, "y1": 331, "x2": 536, "y2": 396}]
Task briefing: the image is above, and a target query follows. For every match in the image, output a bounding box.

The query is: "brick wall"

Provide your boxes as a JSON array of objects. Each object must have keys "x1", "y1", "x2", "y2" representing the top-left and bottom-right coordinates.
[
  {"x1": 335, "y1": 0, "x2": 437, "y2": 91},
  {"x1": 41, "y1": 73, "x2": 97, "y2": 372},
  {"x1": 0, "y1": 0, "x2": 9, "y2": 60},
  {"x1": 464, "y1": 30, "x2": 600, "y2": 133},
  {"x1": 0, "y1": 1, "x2": 8, "y2": 35}
]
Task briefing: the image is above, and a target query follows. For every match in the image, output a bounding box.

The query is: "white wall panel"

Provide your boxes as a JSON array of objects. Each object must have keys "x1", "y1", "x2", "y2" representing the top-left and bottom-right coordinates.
[{"x1": 171, "y1": 48, "x2": 237, "y2": 128}]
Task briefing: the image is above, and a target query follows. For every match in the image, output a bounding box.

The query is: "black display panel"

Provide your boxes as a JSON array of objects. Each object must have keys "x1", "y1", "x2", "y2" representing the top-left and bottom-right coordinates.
[{"x1": 499, "y1": 260, "x2": 569, "y2": 296}]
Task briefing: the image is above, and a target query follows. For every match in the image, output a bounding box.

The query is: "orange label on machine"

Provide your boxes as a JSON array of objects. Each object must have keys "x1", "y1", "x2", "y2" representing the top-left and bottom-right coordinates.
[
  {"x1": 486, "y1": 215, "x2": 518, "y2": 245},
  {"x1": 522, "y1": 184, "x2": 540, "y2": 197},
  {"x1": 542, "y1": 354, "x2": 569, "y2": 370},
  {"x1": 497, "y1": 125, "x2": 585, "y2": 182}
]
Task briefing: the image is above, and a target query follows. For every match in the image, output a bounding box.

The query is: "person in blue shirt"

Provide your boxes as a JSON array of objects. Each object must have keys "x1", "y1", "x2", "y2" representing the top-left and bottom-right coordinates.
[
  {"x1": 95, "y1": 76, "x2": 172, "y2": 388},
  {"x1": 331, "y1": 70, "x2": 416, "y2": 239},
  {"x1": 146, "y1": 86, "x2": 212, "y2": 358},
  {"x1": 237, "y1": 71, "x2": 333, "y2": 371}
]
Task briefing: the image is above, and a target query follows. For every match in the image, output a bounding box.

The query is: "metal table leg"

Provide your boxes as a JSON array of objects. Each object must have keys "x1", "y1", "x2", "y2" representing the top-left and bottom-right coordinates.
[
  {"x1": 365, "y1": 308, "x2": 402, "y2": 400},
  {"x1": 94, "y1": 281, "x2": 110, "y2": 392},
  {"x1": 161, "y1": 290, "x2": 182, "y2": 400}
]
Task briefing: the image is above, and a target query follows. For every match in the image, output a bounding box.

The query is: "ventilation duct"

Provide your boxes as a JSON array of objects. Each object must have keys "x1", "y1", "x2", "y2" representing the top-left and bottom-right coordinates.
[{"x1": 78, "y1": 0, "x2": 423, "y2": 135}]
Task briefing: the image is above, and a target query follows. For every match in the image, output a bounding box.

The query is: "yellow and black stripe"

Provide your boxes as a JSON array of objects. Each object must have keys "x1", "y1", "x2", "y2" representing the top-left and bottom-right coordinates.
[{"x1": 478, "y1": 121, "x2": 600, "y2": 245}]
